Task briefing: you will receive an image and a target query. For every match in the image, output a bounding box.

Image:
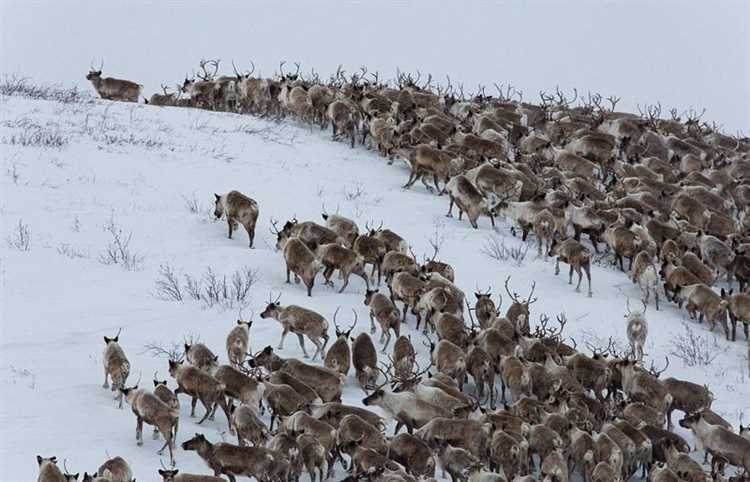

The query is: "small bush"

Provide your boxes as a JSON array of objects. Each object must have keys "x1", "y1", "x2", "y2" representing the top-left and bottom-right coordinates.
[
  {"x1": 0, "y1": 73, "x2": 91, "y2": 104},
  {"x1": 98, "y1": 215, "x2": 145, "y2": 270},
  {"x1": 2, "y1": 126, "x2": 68, "y2": 149},
  {"x1": 5, "y1": 219, "x2": 31, "y2": 251},
  {"x1": 154, "y1": 264, "x2": 261, "y2": 309},
  {"x1": 57, "y1": 243, "x2": 90, "y2": 259},
  {"x1": 669, "y1": 323, "x2": 720, "y2": 367},
  {"x1": 481, "y1": 234, "x2": 528, "y2": 267}
]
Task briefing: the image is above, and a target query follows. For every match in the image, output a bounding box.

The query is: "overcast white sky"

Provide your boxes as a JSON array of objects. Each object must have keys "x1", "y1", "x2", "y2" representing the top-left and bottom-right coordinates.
[{"x1": 2, "y1": 0, "x2": 748, "y2": 131}]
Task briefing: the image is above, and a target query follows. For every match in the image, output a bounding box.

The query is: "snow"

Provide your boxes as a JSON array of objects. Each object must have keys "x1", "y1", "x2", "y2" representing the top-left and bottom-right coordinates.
[{"x1": 1, "y1": 91, "x2": 748, "y2": 480}]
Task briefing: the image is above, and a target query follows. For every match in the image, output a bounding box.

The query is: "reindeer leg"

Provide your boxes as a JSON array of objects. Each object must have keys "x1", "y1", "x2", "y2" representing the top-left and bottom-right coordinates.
[
  {"x1": 278, "y1": 327, "x2": 289, "y2": 350},
  {"x1": 102, "y1": 369, "x2": 109, "y2": 389},
  {"x1": 136, "y1": 417, "x2": 144, "y2": 446},
  {"x1": 311, "y1": 338, "x2": 324, "y2": 361},
  {"x1": 446, "y1": 196, "x2": 455, "y2": 217},
  {"x1": 586, "y1": 266, "x2": 593, "y2": 297},
  {"x1": 297, "y1": 333, "x2": 310, "y2": 358},
  {"x1": 568, "y1": 264, "x2": 574, "y2": 285},
  {"x1": 338, "y1": 272, "x2": 350, "y2": 293},
  {"x1": 555, "y1": 258, "x2": 561, "y2": 275},
  {"x1": 227, "y1": 218, "x2": 234, "y2": 239},
  {"x1": 286, "y1": 266, "x2": 291, "y2": 284},
  {"x1": 575, "y1": 267, "x2": 583, "y2": 292},
  {"x1": 190, "y1": 396, "x2": 198, "y2": 417},
  {"x1": 197, "y1": 399, "x2": 213, "y2": 424}
]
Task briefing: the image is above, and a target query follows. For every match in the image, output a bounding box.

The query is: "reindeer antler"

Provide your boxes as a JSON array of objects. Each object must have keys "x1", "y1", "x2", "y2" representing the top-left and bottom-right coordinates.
[{"x1": 649, "y1": 356, "x2": 670, "y2": 378}]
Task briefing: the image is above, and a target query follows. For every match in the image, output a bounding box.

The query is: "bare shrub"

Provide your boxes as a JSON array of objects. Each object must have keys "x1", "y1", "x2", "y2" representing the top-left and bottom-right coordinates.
[
  {"x1": 56, "y1": 243, "x2": 90, "y2": 259},
  {"x1": 155, "y1": 264, "x2": 183, "y2": 301},
  {"x1": 8, "y1": 365, "x2": 36, "y2": 389},
  {"x1": 0, "y1": 73, "x2": 91, "y2": 104},
  {"x1": 344, "y1": 182, "x2": 366, "y2": 201},
  {"x1": 481, "y1": 234, "x2": 528, "y2": 266},
  {"x1": 2, "y1": 126, "x2": 68, "y2": 149},
  {"x1": 154, "y1": 265, "x2": 260, "y2": 309},
  {"x1": 98, "y1": 215, "x2": 145, "y2": 270},
  {"x1": 5, "y1": 219, "x2": 31, "y2": 251},
  {"x1": 669, "y1": 323, "x2": 720, "y2": 367},
  {"x1": 142, "y1": 340, "x2": 184, "y2": 362}
]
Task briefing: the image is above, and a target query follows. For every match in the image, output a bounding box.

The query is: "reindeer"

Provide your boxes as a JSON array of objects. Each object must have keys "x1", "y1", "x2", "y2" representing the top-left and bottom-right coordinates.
[
  {"x1": 121, "y1": 381, "x2": 179, "y2": 465},
  {"x1": 466, "y1": 344, "x2": 496, "y2": 408},
  {"x1": 327, "y1": 100, "x2": 357, "y2": 147},
  {"x1": 36, "y1": 456, "x2": 66, "y2": 482},
  {"x1": 549, "y1": 238, "x2": 593, "y2": 297},
  {"x1": 632, "y1": 250, "x2": 660, "y2": 310},
  {"x1": 625, "y1": 299, "x2": 648, "y2": 362},
  {"x1": 661, "y1": 377, "x2": 713, "y2": 429},
  {"x1": 392, "y1": 335, "x2": 417, "y2": 382},
  {"x1": 261, "y1": 380, "x2": 309, "y2": 430},
  {"x1": 352, "y1": 331, "x2": 379, "y2": 389},
  {"x1": 362, "y1": 383, "x2": 449, "y2": 435},
  {"x1": 673, "y1": 284, "x2": 730, "y2": 339},
  {"x1": 324, "y1": 307, "x2": 355, "y2": 375},
  {"x1": 226, "y1": 317, "x2": 252, "y2": 368},
  {"x1": 184, "y1": 342, "x2": 219, "y2": 374},
  {"x1": 152, "y1": 373, "x2": 179, "y2": 439},
  {"x1": 94, "y1": 457, "x2": 132, "y2": 482},
  {"x1": 284, "y1": 411, "x2": 338, "y2": 478},
  {"x1": 167, "y1": 359, "x2": 232, "y2": 430},
  {"x1": 297, "y1": 433, "x2": 329, "y2": 482},
  {"x1": 723, "y1": 289, "x2": 750, "y2": 341},
  {"x1": 488, "y1": 429, "x2": 529, "y2": 480},
  {"x1": 353, "y1": 224, "x2": 387, "y2": 285},
  {"x1": 278, "y1": 357, "x2": 343, "y2": 403},
  {"x1": 387, "y1": 433, "x2": 436, "y2": 478},
  {"x1": 437, "y1": 444, "x2": 482, "y2": 482},
  {"x1": 103, "y1": 328, "x2": 130, "y2": 408},
  {"x1": 272, "y1": 218, "x2": 341, "y2": 252},
  {"x1": 317, "y1": 242, "x2": 370, "y2": 292},
  {"x1": 533, "y1": 208, "x2": 557, "y2": 258},
  {"x1": 398, "y1": 144, "x2": 453, "y2": 194},
  {"x1": 213, "y1": 364, "x2": 265, "y2": 413},
  {"x1": 86, "y1": 62, "x2": 142, "y2": 102},
  {"x1": 213, "y1": 191, "x2": 259, "y2": 248},
  {"x1": 445, "y1": 175, "x2": 498, "y2": 229},
  {"x1": 660, "y1": 259, "x2": 701, "y2": 303},
  {"x1": 181, "y1": 433, "x2": 289, "y2": 482},
  {"x1": 431, "y1": 338, "x2": 468, "y2": 391},
  {"x1": 472, "y1": 288, "x2": 501, "y2": 329},
  {"x1": 148, "y1": 84, "x2": 178, "y2": 106},
  {"x1": 364, "y1": 289, "x2": 400, "y2": 351},
  {"x1": 503, "y1": 276, "x2": 538, "y2": 336},
  {"x1": 157, "y1": 469, "x2": 225, "y2": 482},
  {"x1": 382, "y1": 251, "x2": 419, "y2": 283},
  {"x1": 679, "y1": 412, "x2": 750, "y2": 474},
  {"x1": 389, "y1": 271, "x2": 426, "y2": 326},
  {"x1": 321, "y1": 208, "x2": 359, "y2": 248},
  {"x1": 260, "y1": 294, "x2": 330, "y2": 360},
  {"x1": 279, "y1": 236, "x2": 322, "y2": 297}
]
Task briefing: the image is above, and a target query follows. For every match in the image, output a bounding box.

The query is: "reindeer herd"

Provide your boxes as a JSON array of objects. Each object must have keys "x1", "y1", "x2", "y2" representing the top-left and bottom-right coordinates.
[{"x1": 35, "y1": 61, "x2": 750, "y2": 481}]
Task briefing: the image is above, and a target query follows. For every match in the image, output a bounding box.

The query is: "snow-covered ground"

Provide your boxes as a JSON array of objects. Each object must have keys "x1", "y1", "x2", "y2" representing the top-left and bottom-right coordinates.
[{"x1": 1, "y1": 90, "x2": 748, "y2": 479}]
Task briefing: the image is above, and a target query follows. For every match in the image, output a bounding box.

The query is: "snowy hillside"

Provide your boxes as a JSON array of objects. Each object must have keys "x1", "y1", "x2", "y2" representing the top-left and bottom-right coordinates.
[{"x1": 1, "y1": 88, "x2": 748, "y2": 480}]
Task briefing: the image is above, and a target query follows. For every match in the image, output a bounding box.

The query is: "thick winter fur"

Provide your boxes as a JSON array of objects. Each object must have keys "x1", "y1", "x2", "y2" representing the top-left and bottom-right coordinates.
[
  {"x1": 86, "y1": 70, "x2": 142, "y2": 102},
  {"x1": 445, "y1": 175, "x2": 497, "y2": 229},
  {"x1": 214, "y1": 191, "x2": 259, "y2": 248},
  {"x1": 226, "y1": 320, "x2": 252, "y2": 368},
  {"x1": 181, "y1": 433, "x2": 288, "y2": 482},
  {"x1": 280, "y1": 238, "x2": 322, "y2": 297},
  {"x1": 550, "y1": 238, "x2": 593, "y2": 296},
  {"x1": 365, "y1": 289, "x2": 401, "y2": 351},
  {"x1": 316, "y1": 242, "x2": 370, "y2": 293},
  {"x1": 260, "y1": 302, "x2": 330, "y2": 360},
  {"x1": 103, "y1": 334, "x2": 130, "y2": 409},
  {"x1": 168, "y1": 360, "x2": 231, "y2": 430},
  {"x1": 121, "y1": 387, "x2": 179, "y2": 465}
]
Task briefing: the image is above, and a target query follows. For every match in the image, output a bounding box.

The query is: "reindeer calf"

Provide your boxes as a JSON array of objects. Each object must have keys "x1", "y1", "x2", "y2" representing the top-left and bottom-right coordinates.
[{"x1": 213, "y1": 191, "x2": 259, "y2": 248}]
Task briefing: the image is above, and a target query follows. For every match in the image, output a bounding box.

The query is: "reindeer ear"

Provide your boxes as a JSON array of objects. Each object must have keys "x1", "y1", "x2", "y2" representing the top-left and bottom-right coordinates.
[
  {"x1": 214, "y1": 193, "x2": 221, "y2": 201},
  {"x1": 104, "y1": 336, "x2": 110, "y2": 344},
  {"x1": 37, "y1": 455, "x2": 43, "y2": 466}
]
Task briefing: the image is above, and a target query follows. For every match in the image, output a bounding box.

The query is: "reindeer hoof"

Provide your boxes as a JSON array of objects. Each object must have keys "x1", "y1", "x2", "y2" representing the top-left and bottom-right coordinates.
[
  {"x1": 153, "y1": 431, "x2": 160, "y2": 440},
  {"x1": 102, "y1": 382, "x2": 109, "y2": 389},
  {"x1": 137, "y1": 441, "x2": 144, "y2": 447}
]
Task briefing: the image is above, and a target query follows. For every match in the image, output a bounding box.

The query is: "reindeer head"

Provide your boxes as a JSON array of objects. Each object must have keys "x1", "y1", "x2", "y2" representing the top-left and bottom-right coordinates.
[
  {"x1": 361, "y1": 388, "x2": 386, "y2": 406},
  {"x1": 261, "y1": 292, "x2": 283, "y2": 319},
  {"x1": 37, "y1": 455, "x2": 58, "y2": 467},
  {"x1": 103, "y1": 327, "x2": 122, "y2": 345},
  {"x1": 158, "y1": 469, "x2": 180, "y2": 481},
  {"x1": 181, "y1": 433, "x2": 211, "y2": 452},
  {"x1": 85, "y1": 70, "x2": 102, "y2": 81},
  {"x1": 333, "y1": 306, "x2": 357, "y2": 339},
  {"x1": 153, "y1": 371, "x2": 168, "y2": 387},
  {"x1": 213, "y1": 193, "x2": 224, "y2": 218},
  {"x1": 679, "y1": 412, "x2": 702, "y2": 430}
]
